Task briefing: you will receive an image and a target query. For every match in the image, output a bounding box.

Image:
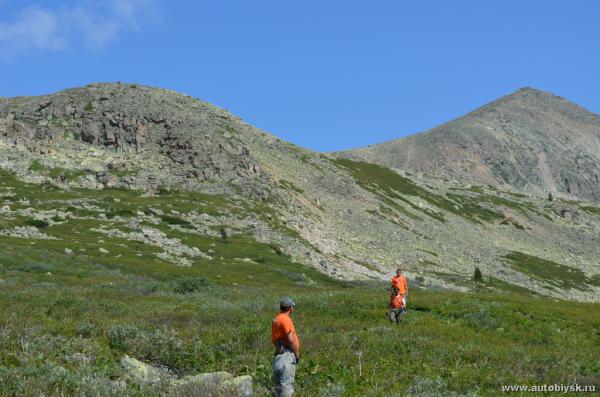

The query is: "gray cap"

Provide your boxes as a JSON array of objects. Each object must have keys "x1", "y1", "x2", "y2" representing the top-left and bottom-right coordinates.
[{"x1": 280, "y1": 297, "x2": 296, "y2": 308}]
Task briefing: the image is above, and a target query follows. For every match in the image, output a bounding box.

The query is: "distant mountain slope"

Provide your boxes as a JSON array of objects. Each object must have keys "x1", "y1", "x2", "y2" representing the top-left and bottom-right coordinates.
[
  {"x1": 1, "y1": 83, "x2": 600, "y2": 302},
  {"x1": 335, "y1": 88, "x2": 600, "y2": 201}
]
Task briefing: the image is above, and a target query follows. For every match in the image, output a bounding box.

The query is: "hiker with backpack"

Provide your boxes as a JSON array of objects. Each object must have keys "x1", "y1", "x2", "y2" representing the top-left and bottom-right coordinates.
[
  {"x1": 388, "y1": 287, "x2": 406, "y2": 324},
  {"x1": 391, "y1": 268, "x2": 408, "y2": 308}
]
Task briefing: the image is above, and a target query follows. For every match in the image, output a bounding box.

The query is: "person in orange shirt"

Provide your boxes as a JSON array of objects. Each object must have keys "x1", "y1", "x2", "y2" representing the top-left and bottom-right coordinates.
[
  {"x1": 391, "y1": 268, "x2": 408, "y2": 308},
  {"x1": 271, "y1": 297, "x2": 300, "y2": 397},
  {"x1": 388, "y1": 287, "x2": 406, "y2": 324}
]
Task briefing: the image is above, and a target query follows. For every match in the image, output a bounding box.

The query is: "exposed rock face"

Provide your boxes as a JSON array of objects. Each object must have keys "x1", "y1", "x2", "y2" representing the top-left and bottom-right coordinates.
[
  {"x1": 336, "y1": 88, "x2": 600, "y2": 201},
  {"x1": 0, "y1": 83, "x2": 261, "y2": 184}
]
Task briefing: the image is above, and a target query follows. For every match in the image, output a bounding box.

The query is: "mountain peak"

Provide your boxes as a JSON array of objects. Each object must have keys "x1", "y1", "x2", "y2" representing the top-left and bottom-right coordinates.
[
  {"x1": 496, "y1": 86, "x2": 562, "y2": 106},
  {"x1": 337, "y1": 88, "x2": 600, "y2": 201},
  {"x1": 514, "y1": 86, "x2": 550, "y2": 95}
]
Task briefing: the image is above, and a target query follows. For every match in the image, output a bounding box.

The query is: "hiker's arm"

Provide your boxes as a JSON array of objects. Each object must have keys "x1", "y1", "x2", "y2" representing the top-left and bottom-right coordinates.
[{"x1": 287, "y1": 332, "x2": 300, "y2": 360}]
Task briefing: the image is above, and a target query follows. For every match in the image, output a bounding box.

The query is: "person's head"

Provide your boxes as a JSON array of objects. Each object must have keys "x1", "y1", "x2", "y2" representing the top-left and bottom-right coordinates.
[
  {"x1": 393, "y1": 287, "x2": 400, "y2": 295},
  {"x1": 396, "y1": 268, "x2": 402, "y2": 277},
  {"x1": 279, "y1": 297, "x2": 296, "y2": 314}
]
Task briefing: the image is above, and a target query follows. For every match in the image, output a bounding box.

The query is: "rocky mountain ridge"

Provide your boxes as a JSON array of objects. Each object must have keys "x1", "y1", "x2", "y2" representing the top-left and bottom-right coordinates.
[
  {"x1": 1, "y1": 83, "x2": 599, "y2": 302},
  {"x1": 335, "y1": 88, "x2": 600, "y2": 201}
]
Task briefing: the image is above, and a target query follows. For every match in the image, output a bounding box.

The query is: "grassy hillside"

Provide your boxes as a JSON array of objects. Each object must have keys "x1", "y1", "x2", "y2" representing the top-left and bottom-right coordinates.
[
  {"x1": 0, "y1": 161, "x2": 600, "y2": 396},
  {"x1": 1, "y1": 247, "x2": 599, "y2": 396},
  {"x1": 0, "y1": 171, "x2": 599, "y2": 396}
]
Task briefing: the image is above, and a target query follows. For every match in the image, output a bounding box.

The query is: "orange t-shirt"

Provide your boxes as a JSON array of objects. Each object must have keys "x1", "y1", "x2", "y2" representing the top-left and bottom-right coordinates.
[
  {"x1": 390, "y1": 293, "x2": 405, "y2": 309},
  {"x1": 272, "y1": 313, "x2": 299, "y2": 351},
  {"x1": 391, "y1": 275, "x2": 408, "y2": 295}
]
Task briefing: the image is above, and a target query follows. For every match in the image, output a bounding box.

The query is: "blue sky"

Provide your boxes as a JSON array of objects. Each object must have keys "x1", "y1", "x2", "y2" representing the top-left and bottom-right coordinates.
[{"x1": 1, "y1": 1, "x2": 599, "y2": 151}]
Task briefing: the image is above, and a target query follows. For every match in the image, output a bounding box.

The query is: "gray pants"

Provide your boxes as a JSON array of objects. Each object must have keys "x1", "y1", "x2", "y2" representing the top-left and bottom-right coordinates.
[
  {"x1": 388, "y1": 307, "x2": 405, "y2": 324},
  {"x1": 272, "y1": 351, "x2": 296, "y2": 397}
]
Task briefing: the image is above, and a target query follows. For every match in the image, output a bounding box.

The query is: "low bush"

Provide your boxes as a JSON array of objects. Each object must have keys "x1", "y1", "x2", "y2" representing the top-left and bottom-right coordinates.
[
  {"x1": 270, "y1": 244, "x2": 284, "y2": 256},
  {"x1": 219, "y1": 227, "x2": 228, "y2": 241},
  {"x1": 75, "y1": 321, "x2": 98, "y2": 338},
  {"x1": 173, "y1": 276, "x2": 212, "y2": 294},
  {"x1": 25, "y1": 218, "x2": 49, "y2": 228},
  {"x1": 161, "y1": 215, "x2": 191, "y2": 226},
  {"x1": 473, "y1": 267, "x2": 483, "y2": 282},
  {"x1": 107, "y1": 324, "x2": 140, "y2": 351}
]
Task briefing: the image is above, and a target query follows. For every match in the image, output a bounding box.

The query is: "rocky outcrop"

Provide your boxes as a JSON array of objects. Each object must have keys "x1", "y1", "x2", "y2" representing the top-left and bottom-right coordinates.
[
  {"x1": 0, "y1": 226, "x2": 58, "y2": 240},
  {"x1": 120, "y1": 355, "x2": 253, "y2": 396},
  {"x1": 0, "y1": 83, "x2": 262, "y2": 184},
  {"x1": 91, "y1": 226, "x2": 213, "y2": 266}
]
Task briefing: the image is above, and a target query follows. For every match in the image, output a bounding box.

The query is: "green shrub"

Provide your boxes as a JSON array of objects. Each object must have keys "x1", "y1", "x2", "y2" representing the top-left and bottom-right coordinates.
[
  {"x1": 29, "y1": 160, "x2": 46, "y2": 172},
  {"x1": 107, "y1": 325, "x2": 188, "y2": 369},
  {"x1": 47, "y1": 366, "x2": 78, "y2": 395},
  {"x1": 25, "y1": 218, "x2": 49, "y2": 228},
  {"x1": 473, "y1": 267, "x2": 483, "y2": 282},
  {"x1": 107, "y1": 324, "x2": 140, "y2": 351},
  {"x1": 270, "y1": 244, "x2": 283, "y2": 256},
  {"x1": 75, "y1": 321, "x2": 97, "y2": 338},
  {"x1": 219, "y1": 227, "x2": 228, "y2": 241},
  {"x1": 135, "y1": 328, "x2": 185, "y2": 367},
  {"x1": 173, "y1": 276, "x2": 211, "y2": 294},
  {"x1": 161, "y1": 215, "x2": 191, "y2": 226},
  {"x1": 464, "y1": 307, "x2": 500, "y2": 331},
  {"x1": 106, "y1": 208, "x2": 135, "y2": 219}
]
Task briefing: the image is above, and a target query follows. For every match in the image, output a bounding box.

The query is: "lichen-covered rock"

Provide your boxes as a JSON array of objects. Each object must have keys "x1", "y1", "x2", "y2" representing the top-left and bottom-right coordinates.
[
  {"x1": 121, "y1": 355, "x2": 252, "y2": 396},
  {"x1": 220, "y1": 375, "x2": 253, "y2": 397},
  {"x1": 0, "y1": 226, "x2": 57, "y2": 240},
  {"x1": 120, "y1": 355, "x2": 170, "y2": 386},
  {"x1": 168, "y1": 372, "x2": 233, "y2": 395}
]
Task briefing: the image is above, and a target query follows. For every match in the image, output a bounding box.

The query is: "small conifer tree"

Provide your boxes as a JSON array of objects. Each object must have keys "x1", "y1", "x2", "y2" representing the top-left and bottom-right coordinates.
[{"x1": 473, "y1": 266, "x2": 483, "y2": 283}]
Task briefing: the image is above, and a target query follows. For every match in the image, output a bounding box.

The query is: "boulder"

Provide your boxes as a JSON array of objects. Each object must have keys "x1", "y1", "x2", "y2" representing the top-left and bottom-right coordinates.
[
  {"x1": 169, "y1": 372, "x2": 234, "y2": 395},
  {"x1": 81, "y1": 122, "x2": 101, "y2": 143},
  {"x1": 96, "y1": 172, "x2": 120, "y2": 188},
  {"x1": 121, "y1": 355, "x2": 253, "y2": 396},
  {"x1": 169, "y1": 373, "x2": 252, "y2": 397},
  {"x1": 120, "y1": 355, "x2": 170, "y2": 386},
  {"x1": 221, "y1": 375, "x2": 253, "y2": 397},
  {"x1": 108, "y1": 162, "x2": 125, "y2": 172}
]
